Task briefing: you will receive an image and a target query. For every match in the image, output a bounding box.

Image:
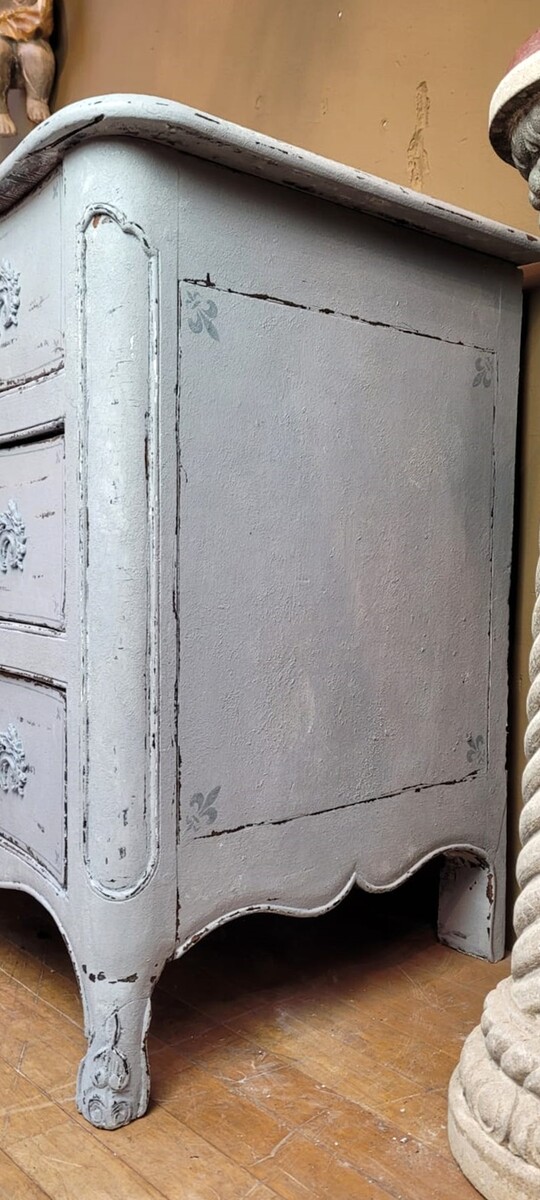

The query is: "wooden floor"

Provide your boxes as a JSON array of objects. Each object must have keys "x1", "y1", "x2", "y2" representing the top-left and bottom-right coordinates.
[{"x1": 0, "y1": 867, "x2": 507, "y2": 1199}]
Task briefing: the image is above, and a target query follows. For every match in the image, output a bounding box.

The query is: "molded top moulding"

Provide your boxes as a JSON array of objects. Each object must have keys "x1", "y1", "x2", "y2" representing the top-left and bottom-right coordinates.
[{"x1": 1, "y1": 92, "x2": 540, "y2": 265}]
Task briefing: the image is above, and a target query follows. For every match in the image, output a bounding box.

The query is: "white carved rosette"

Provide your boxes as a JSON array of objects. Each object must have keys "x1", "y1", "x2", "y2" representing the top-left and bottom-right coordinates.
[
  {"x1": 0, "y1": 260, "x2": 20, "y2": 331},
  {"x1": 448, "y1": 35, "x2": 540, "y2": 1198},
  {"x1": 0, "y1": 499, "x2": 26, "y2": 574},
  {"x1": 0, "y1": 724, "x2": 27, "y2": 796}
]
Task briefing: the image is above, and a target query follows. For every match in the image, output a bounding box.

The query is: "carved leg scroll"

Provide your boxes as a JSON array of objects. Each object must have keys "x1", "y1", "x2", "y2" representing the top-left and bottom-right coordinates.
[
  {"x1": 448, "y1": 34, "x2": 540, "y2": 1200},
  {"x1": 77, "y1": 972, "x2": 156, "y2": 1130}
]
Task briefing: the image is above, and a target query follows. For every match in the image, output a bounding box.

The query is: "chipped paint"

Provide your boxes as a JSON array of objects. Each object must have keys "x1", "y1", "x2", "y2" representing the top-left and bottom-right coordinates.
[{"x1": 407, "y1": 81, "x2": 430, "y2": 191}]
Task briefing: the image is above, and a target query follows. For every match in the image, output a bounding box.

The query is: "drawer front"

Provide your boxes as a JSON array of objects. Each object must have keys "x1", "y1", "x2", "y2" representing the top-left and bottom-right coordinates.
[
  {"x1": 0, "y1": 173, "x2": 63, "y2": 392},
  {"x1": 0, "y1": 673, "x2": 66, "y2": 884},
  {"x1": 0, "y1": 435, "x2": 64, "y2": 629}
]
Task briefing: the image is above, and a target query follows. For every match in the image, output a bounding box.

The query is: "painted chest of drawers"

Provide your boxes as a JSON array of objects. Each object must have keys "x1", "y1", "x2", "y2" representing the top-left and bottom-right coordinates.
[{"x1": 0, "y1": 95, "x2": 537, "y2": 1128}]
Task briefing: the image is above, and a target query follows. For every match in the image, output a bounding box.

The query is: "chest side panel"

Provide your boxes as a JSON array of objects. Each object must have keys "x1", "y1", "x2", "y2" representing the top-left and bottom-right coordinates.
[
  {"x1": 175, "y1": 158, "x2": 519, "y2": 951},
  {"x1": 179, "y1": 284, "x2": 495, "y2": 836}
]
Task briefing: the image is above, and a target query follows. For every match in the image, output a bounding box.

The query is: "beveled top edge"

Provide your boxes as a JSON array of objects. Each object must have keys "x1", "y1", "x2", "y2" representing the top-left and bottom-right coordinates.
[{"x1": 1, "y1": 92, "x2": 539, "y2": 264}]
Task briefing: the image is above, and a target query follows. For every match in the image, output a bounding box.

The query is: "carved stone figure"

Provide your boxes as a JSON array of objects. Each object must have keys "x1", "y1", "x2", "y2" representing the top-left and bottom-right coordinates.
[
  {"x1": 0, "y1": 0, "x2": 54, "y2": 136},
  {"x1": 448, "y1": 29, "x2": 540, "y2": 1200}
]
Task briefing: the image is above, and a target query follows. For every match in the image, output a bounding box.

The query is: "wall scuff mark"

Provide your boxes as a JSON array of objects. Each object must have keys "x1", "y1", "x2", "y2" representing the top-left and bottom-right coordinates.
[{"x1": 407, "y1": 80, "x2": 430, "y2": 191}]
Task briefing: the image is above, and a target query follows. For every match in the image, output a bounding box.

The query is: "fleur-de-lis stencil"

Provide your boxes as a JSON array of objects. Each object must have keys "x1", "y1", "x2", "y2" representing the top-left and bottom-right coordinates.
[
  {"x1": 466, "y1": 734, "x2": 486, "y2": 767},
  {"x1": 472, "y1": 355, "x2": 493, "y2": 388},
  {"x1": 186, "y1": 786, "x2": 221, "y2": 834},
  {"x1": 186, "y1": 290, "x2": 219, "y2": 341}
]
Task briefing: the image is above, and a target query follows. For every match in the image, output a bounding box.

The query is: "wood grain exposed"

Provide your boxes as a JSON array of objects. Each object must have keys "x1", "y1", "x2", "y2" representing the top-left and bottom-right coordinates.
[{"x1": 0, "y1": 873, "x2": 508, "y2": 1199}]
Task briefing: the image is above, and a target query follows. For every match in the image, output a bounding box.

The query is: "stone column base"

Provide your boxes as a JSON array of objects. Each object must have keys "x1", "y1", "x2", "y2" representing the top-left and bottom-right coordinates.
[{"x1": 448, "y1": 992, "x2": 540, "y2": 1200}]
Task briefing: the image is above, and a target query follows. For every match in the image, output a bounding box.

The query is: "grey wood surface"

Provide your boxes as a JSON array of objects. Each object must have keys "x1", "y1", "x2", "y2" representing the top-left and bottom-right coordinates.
[
  {"x1": 0, "y1": 99, "x2": 527, "y2": 1128},
  {"x1": 0, "y1": 671, "x2": 65, "y2": 882},
  {"x1": 0, "y1": 435, "x2": 64, "y2": 629},
  {"x1": 0, "y1": 173, "x2": 63, "y2": 391},
  {"x1": 0, "y1": 95, "x2": 540, "y2": 263}
]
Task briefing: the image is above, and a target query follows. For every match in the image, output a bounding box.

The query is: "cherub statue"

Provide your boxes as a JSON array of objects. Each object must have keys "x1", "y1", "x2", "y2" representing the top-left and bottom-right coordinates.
[{"x1": 0, "y1": 0, "x2": 54, "y2": 136}]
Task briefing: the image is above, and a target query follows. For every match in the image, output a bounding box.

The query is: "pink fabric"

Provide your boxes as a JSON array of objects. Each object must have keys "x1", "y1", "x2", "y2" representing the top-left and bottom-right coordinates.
[{"x1": 508, "y1": 29, "x2": 540, "y2": 71}]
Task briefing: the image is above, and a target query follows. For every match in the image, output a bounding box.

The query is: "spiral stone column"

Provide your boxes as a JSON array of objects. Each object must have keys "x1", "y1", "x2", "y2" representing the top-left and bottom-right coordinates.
[{"x1": 448, "y1": 31, "x2": 540, "y2": 1200}]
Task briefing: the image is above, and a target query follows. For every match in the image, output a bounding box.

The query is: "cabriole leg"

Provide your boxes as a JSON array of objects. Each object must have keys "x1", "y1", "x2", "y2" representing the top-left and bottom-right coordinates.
[{"x1": 77, "y1": 971, "x2": 157, "y2": 1130}]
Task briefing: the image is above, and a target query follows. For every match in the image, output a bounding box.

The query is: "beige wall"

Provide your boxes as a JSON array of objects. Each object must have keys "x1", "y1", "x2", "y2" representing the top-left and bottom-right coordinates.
[{"x1": 51, "y1": 0, "x2": 540, "y2": 234}]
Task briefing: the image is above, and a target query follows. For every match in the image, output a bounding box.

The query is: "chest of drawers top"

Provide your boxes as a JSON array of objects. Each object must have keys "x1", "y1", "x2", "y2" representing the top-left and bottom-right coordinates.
[
  {"x1": 1, "y1": 93, "x2": 539, "y2": 259},
  {"x1": 1, "y1": 94, "x2": 538, "y2": 406}
]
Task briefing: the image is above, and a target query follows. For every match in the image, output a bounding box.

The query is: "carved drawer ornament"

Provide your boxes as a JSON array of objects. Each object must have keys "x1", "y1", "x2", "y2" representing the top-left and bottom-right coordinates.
[
  {"x1": 0, "y1": 724, "x2": 27, "y2": 796},
  {"x1": 82, "y1": 1012, "x2": 132, "y2": 1129},
  {"x1": 0, "y1": 499, "x2": 26, "y2": 573},
  {"x1": 0, "y1": 260, "x2": 21, "y2": 331}
]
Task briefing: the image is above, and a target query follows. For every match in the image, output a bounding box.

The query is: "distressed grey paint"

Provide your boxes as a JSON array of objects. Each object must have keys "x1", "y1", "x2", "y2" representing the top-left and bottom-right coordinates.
[
  {"x1": 0, "y1": 435, "x2": 64, "y2": 628},
  {"x1": 1, "y1": 95, "x2": 540, "y2": 264},
  {"x1": 0, "y1": 672, "x2": 65, "y2": 881},
  {"x1": 0, "y1": 95, "x2": 531, "y2": 1127},
  {"x1": 0, "y1": 173, "x2": 63, "y2": 391},
  {"x1": 180, "y1": 288, "x2": 494, "y2": 832},
  {"x1": 81, "y1": 206, "x2": 159, "y2": 896}
]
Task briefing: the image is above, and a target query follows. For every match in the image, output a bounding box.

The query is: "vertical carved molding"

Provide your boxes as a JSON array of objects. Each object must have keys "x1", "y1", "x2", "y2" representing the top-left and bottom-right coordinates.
[
  {"x1": 79, "y1": 204, "x2": 160, "y2": 898},
  {"x1": 449, "y1": 43, "x2": 540, "y2": 1200}
]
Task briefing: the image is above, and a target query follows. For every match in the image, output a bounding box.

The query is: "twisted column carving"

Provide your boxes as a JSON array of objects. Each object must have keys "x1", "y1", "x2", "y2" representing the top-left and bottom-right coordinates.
[
  {"x1": 448, "y1": 67, "x2": 540, "y2": 1199},
  {"x1": 448, "y1": 533, "x2": 540, "y2": 1199},
  {"x1": 514, "y1": 553, "x2": 540, "y2": 1014},
  {"x1": 450, "y1": 547, "x2": 540, "y2": 1166}
]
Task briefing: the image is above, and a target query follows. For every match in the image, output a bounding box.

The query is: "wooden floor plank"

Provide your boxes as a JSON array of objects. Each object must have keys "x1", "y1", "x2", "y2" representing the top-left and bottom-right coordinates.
[
  {"x1": 155, "y1": 1020, "x2": 474, "y2": 1200},
  {"x1": 0, "y1": 877, "x2": 509, "y2": 1200},
  {"x1": 65, "y1": 1102, "x2": 288, "y2": 1200},
  {"x1": 250, "y1": 1131, "x2": 397, "y2": 1200},
  {"x1": 6, "y1": 1123, "x2": 172, "y2": 1200},
  {"x1": 0, "y1": 1146, "x2": 53, "y2": 1200},
  {"x1": 0, "y1": 1057, "x2": 70, "y2": 1148}
]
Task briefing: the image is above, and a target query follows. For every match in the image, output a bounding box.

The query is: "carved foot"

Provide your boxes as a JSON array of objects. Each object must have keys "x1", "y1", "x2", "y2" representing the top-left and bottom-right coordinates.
[
  {"x1": 77, "y1": 991, "x2": 152, "y2": 1129},
  {"x1": 25, "y1": 98, "x2": 50, "y2": 126},
  {"x1": 0, "y1": 112, "x2": 16, "y2": 137}
]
